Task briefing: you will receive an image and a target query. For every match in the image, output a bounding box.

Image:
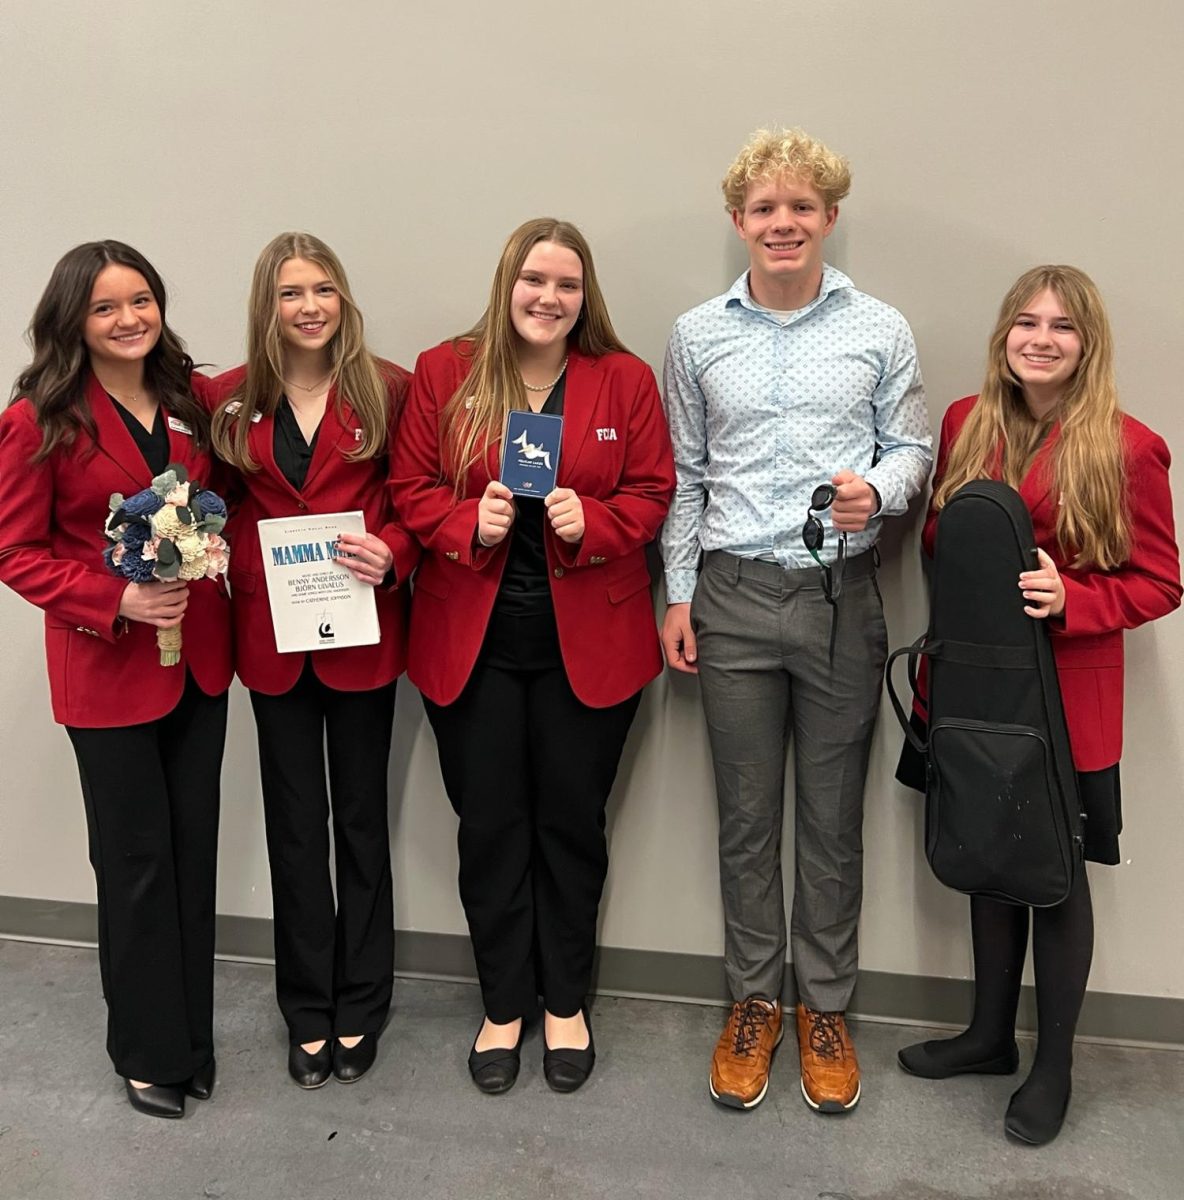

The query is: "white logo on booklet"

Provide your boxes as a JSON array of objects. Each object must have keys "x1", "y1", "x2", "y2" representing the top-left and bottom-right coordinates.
[{"x1": 511, "y1": 429, "x2": 552, "y2": 471}]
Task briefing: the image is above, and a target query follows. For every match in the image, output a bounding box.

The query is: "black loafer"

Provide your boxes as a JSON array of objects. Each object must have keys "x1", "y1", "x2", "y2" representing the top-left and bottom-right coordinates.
[
  {"x1": 185, "y1": 1057, "x2": 216, "y2": 1100},
  {"x1": 125, "y1": 1080, "x2": 185, "y2": 1119},
  {"x1": 543, "y1": 1007, "x2": 595, "y2": 1094},
  {"x1": 333, "y1": 1035, "x2": 377, "y2": 1084},
  {"x1": 288, "y1": 1041, "x2": 333, "y2": 1089},
  {"x1": 468, "y1": 1019, "x2": 525, "y2": 1095}
]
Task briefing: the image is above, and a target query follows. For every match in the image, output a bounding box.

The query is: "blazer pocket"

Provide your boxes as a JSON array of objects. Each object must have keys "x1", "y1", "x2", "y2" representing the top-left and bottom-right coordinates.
[
  {"x1": 228, "y1": 566, "x2": 256, "y2": 595},
  {"x1": 607, "y1": 566, "x2": 652, "y2": 605}
]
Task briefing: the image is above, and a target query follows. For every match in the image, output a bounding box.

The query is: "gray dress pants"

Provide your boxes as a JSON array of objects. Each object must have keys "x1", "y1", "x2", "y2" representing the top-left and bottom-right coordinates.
[{"x1": 692, "y1": 550, "x2": 887, "y2": 1012}]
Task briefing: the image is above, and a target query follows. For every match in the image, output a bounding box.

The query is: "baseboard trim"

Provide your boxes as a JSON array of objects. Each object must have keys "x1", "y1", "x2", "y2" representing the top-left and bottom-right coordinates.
[{"x1": 3, "y1": 894, "x2": 1180, "y2": 1047}]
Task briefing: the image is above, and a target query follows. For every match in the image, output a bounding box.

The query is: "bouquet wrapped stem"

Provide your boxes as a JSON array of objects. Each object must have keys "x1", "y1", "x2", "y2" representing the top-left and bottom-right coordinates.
[{"x1": 157, "y1": 626, "x2": 183, "y2": 667}]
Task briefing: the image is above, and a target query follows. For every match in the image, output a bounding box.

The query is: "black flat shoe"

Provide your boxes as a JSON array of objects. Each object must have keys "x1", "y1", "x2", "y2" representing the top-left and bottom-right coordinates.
[
  {"x1": 333, "y1": 1035, "x2": 377, "y2": 1084},
  {"x1": 543, "y1": 1007, "x2": 595, "y2": 1094},
  {"x1": 1005, "y1": 1080, "x2": 1072, "y2": 1146},
  {"x1": 185, "y1": 1057, "x2": 216, "y2": 1100},
  {"x1": 468, "y1": 1019, "x2": 525, "y2": 1095},
  {"x1": 288, "y1": 1041, "x2": 333, "y2": 1089},
  {"x1": 124, "y1": 1080, "x2": 185, "y2": 1119},
  {"x1": 897, "y1": 1040, "x2": 1019, "y2": 1079}
]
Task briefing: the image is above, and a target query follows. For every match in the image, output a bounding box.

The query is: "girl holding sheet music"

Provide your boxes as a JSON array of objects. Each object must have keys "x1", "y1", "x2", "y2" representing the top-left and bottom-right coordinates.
[
  {"x1": 208, "y1": 232, "x2": 417, "y2": 1090},
  {"x1": 391, "y1": 218, "x2": 675, "y2": 1094}
]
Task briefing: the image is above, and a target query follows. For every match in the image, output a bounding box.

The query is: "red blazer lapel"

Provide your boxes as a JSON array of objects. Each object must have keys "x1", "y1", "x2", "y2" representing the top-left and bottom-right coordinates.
[
  {"x1": 86, "y1": 373, "x2": 153, "y2": 491},
  {"x1": 557, "y1": 353, "x2": 599, "y2": 484},
  {"x1": 1018, "y1": 422, "x2": 1062, "y2": 531},
  {"x1": 302, "y1": 389, "x2": 355, "y2": 492},
  {"x1": 162, "y1": 405, "x2": 200, "y2": 474}
]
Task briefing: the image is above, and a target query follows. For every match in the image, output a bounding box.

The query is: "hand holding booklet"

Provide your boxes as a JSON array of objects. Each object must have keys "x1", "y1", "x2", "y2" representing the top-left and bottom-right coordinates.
[
  {"x1": 501, "y1": 410, "x2": 562, "y2": 497},
  {"x1": 256, "y1": 511, "x2": 380, "y2": 653}
]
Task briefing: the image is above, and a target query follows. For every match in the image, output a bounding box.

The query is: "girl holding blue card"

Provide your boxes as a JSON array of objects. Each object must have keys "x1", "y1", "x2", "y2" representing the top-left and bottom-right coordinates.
[{"x1": 391, "y1": 218, "x2": 675, "y2": 1094}]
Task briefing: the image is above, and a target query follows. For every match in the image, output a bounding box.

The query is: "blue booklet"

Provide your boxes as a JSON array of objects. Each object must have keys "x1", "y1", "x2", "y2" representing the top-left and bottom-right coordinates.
[{"x1": 500, "y1": 410, "x2": 563, "y2": 497}]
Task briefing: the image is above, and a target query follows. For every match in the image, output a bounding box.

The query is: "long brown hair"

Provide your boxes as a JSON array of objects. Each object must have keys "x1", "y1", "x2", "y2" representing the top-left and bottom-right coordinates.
[
  {"x1": 212, "y1": 232, "x2": 390, "y2": 471},
  {"x1": 442, "y1": 218, "x2": 629, "y2": 489},
  {"x1": 9, "y1": 241, "x2": 206, "y2": 460},
  {"x1": 934, "y1": 265, "x2": 1130, "y2": 569}
]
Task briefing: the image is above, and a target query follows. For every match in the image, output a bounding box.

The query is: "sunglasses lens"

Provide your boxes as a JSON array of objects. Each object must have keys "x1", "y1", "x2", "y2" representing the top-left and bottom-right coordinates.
[{"x1": 811, "y1": 483, "x2": 836, "y2": 510}]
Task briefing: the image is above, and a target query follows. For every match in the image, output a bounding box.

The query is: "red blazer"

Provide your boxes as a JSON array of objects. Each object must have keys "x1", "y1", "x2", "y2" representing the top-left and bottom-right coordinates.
[
  {"x1": 923, "y1": 395, "x2": 1181, "y2": 770},
  {"x1": 208, "y1": 363, "x2": 418, "y2": 695},
  {"x1": 0, "y1": 373, "x2": 233, "y2": 727},
  {"x1": 390, "y1": 342, "x2": 676, "y2": 708}
]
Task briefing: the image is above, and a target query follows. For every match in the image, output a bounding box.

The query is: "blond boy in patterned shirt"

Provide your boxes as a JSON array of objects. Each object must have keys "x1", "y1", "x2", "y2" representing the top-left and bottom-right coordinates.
[{"x1": 660, "y1": 128, "x2": 932, "y2": 1112}]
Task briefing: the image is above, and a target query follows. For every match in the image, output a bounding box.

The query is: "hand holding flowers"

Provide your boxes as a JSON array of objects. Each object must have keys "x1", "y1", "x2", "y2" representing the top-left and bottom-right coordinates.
[{"x1": 104, "y1": 463, "x2": 229, "y2": 665}]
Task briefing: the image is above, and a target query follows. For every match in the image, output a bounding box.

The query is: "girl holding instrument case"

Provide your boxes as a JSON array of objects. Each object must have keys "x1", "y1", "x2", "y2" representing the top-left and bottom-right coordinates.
[{"x1": 896, "y1": 265, "x2": 1181, "y2": 1144}]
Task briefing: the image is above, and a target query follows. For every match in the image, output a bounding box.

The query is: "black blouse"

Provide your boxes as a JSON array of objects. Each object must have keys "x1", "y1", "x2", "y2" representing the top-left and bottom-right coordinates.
[
  {"x1": 274, "y1": 396, "x2": 321, "y2": 491},
  {"x1": 110, "y1": 395, "x2": 170, "y2": 477}
]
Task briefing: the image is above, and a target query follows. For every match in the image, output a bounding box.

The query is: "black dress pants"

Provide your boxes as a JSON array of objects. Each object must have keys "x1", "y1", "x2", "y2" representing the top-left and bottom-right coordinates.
[
  {"x1": 423, "y1": 611, "x2": 641, "y2": 1022},
  {"x1": 249, "y1": 660, "x2": 397, "y2": 1043},
  {"x1": 66, "y1": 675, "x2": 228, "y2": 1083}
]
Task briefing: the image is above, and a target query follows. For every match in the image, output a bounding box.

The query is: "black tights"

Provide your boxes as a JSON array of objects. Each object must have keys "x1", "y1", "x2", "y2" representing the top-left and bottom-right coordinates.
[{"x1": 922, "y1": 871, "x2": 1094, "y2": 1119}]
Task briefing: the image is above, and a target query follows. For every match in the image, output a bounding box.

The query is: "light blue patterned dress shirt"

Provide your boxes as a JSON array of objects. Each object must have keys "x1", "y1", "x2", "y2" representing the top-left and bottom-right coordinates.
[{"x1": 660, "y1": 266, "x2": 933, "y2": 603}]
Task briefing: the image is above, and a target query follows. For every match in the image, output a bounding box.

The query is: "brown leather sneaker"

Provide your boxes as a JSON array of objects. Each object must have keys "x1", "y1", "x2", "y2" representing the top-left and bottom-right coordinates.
[
  {"x1": 796, "y1": 1006, "x2": 861, "y2": 1113},
  {"x1": 709, "y1": 998, "x2": 783, "y2": 1109}
]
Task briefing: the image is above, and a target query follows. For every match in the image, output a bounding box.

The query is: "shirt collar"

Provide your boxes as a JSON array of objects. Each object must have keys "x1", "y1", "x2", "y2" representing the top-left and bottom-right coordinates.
[{"x1": 724, "y1": 263, "x2": 854, "y2": 317}]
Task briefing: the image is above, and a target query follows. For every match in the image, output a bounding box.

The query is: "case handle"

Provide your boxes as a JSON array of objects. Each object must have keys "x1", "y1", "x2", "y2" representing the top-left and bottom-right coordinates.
[{"x1": 884, "y1": 636, "x2": 938, "y2": 754}]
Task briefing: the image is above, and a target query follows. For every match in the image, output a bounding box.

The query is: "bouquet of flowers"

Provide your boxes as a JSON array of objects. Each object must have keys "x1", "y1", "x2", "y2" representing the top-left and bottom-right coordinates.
[{"x1": 104, "y1": 463, "x2": 229, "y2": 666}]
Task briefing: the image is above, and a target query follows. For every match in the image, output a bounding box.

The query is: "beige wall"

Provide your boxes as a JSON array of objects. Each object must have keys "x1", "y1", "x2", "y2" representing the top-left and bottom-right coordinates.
[{"x1": 2, "y1": 1, "x2": 1183, "y2": 1000}]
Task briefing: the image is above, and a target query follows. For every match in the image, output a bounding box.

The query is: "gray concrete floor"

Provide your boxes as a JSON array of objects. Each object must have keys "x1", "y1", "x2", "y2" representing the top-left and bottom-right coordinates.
[{"x1": 1, "y1": 940, "x2": 1181, "y2": 1200}]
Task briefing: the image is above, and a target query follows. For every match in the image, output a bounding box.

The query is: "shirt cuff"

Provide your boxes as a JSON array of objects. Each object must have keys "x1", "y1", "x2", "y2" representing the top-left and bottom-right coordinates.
[
  {"x1": 863, "y1": 473, "x2": 905, "y2": 518},
  {"x1": 664, "y1": 569, "x2": 699, "y2": 605}
]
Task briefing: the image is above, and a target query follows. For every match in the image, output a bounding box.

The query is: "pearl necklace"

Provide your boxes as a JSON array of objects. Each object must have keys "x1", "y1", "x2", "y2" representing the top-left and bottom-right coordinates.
[{"x1": 521, "y1": 357, "x2": 568, "y2": 392}]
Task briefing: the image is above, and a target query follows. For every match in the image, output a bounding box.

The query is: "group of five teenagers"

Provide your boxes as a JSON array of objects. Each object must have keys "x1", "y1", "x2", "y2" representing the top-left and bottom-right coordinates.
[
  {"x1": 389, "y1": 219, "x2": 675, "y2": 1093},
  {"x1": 661, "y1": 128, "x2": 934, "y2": 1116},
  {"x1": 895, "y1": 266, "x2": 1181, "y2": 1144},
  {"x1": 0, "y1": 241, "x2": 233, "y2": 1118},
  {"x1": 206, "y1": 233, "x2": 418, "y2": 1089},
  {"x1": 2, "y1": 134, "x2": 1179, "y2": 1139}
]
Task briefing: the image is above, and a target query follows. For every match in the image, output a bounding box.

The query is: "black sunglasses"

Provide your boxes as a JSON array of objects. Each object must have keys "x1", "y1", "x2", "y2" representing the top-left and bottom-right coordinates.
[{"x1": 801, "y1": 483, "x2": 847, "y2": 660}]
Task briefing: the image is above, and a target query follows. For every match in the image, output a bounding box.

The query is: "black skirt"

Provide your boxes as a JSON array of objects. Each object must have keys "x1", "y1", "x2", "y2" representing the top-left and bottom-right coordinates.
[{"x1": 895, "y1": 713, "x2": 1122, "y2": 866}]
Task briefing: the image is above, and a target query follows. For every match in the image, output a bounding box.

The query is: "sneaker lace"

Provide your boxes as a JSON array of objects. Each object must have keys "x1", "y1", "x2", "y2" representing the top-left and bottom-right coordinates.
[
  {"x1": 807, "y1": 1010, "x2": 845, "y2": 1061},
  {"x1": 731, "y1": 999, "x2": 774, "y2": 1057}
]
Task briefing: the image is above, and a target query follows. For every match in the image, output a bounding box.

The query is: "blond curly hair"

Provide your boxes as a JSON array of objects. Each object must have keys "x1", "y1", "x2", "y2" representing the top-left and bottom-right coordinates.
[{"x1": 722, "y1": 128, "x2": 851, "y2": 212}]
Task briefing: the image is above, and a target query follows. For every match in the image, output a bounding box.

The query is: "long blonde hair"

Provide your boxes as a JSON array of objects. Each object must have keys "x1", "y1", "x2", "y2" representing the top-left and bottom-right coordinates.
[
  {"x1": 933, "y1": 265, "x2": 1130, "y2": 569},
  {"x1": 442, "y1": 218, "x2": 628, "y2": 490},
  {"x1": 212, "y1": 232, "x2": 390, "y2": 470}
]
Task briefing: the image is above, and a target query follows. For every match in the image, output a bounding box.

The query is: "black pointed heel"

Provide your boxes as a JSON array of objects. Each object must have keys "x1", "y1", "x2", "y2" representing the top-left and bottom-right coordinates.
[
  {"x1": 125, "y1": 1080, "x2": 185, "y2": 1118},
  {"x1": 185, "y1": 1057, "x2": 216, "y2": 1100}
]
